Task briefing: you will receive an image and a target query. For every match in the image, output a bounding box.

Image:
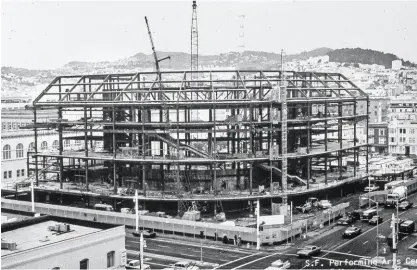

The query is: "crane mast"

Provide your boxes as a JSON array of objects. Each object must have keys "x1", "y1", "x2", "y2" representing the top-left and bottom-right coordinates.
[{"x1": 144, "y1": 16, "x2": 170, "y2": 80}]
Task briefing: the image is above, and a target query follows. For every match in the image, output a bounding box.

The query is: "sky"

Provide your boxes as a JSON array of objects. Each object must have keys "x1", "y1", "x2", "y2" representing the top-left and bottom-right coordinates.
[{"x1": 1, "y1": 0, "x2": 417, "y2": 69}]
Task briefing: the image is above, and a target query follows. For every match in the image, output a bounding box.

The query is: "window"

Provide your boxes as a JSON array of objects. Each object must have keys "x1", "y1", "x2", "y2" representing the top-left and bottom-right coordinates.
[
  {"x1": 4, "y1": 171, "x2": 7, "y2": 179},
  {"x1": 2, "y1": 123, "x2": 6, "y2": 130},
  {"x1": 64, "y1": 140, "x2": 70, "y2": 147},
  {"x1": 41, "y1": 141, "x2": 48, "y2": 151},
  {"x1": 107, "y1": 251, "x2": 115, "y2": 268},
  {"x1": 28, "y1": 142, "x2": 35, "y2": 152},
  {"x1": 8, "y1": 171, "x2": 12, "y2": 179},
  {"x1": 17, "y1": 170, "x2": 20, "y2": 177},
  {"x1": 16, "y1": 143, "x2": 24, "y2": 158},
  {"x1": 52, "y1": 140, "x2": 59, "y2": 150},
  {"x1": 380, "y1": 130, "x2": 384, "y2": 136},
  {"x1": 391, "y1": 137, "x2": 395, "y2": 143},
  {"x1": 80, "y1": 259, "x2": 89, "y2": 270},
  {"x1": 3, "y1": 145, "x2": 11, "y2": 160},
  {"x1": 21, "y1": 169, "x2": 25, "y2": 177}
]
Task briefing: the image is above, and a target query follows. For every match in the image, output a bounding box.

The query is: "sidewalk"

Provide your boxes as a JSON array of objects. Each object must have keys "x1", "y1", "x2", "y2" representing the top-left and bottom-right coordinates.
[{"x1": 126, "y1": 227, "x2": 256, "y2": 254}]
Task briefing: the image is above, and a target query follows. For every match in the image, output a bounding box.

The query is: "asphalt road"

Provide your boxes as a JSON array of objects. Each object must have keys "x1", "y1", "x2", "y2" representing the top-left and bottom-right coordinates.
[{"x1": 124, "y1": 193, "x2": 417, "y2": 269}]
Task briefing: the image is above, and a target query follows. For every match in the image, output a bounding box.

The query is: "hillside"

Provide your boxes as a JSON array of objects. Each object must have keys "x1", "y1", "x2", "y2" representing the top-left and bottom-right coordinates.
[{"x1": 328, "y1": 48, "x2": 417, "y2": 69}]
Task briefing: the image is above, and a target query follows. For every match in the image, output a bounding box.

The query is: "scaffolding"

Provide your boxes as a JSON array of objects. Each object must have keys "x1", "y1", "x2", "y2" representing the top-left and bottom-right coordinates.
[{"x1": 30, "y1": 70, "x2": 369, "y2": 202}]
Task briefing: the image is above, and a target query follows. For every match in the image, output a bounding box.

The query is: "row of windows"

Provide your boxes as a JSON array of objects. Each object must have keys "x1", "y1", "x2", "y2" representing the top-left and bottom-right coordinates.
[
  {"x1": 53, "y1": 251, "x2": 115, "y2": 270},
  {"x1": 3, "y1": 169, "x2": 25, "y2": 179},
  {"x1": 389, "y1": 145, "x2": 417, "y2": 153},
  {"x1": 1, "y1": 122, "x2": 30, "y2": 131},
  {"x1": 390, "y1": 137, "x2": 417, "y2": 144},
  {"x1": 2, "y1": 141, "x2": 62, "y2": 160},
  {"x1": 389, "y1": 128, "x2": 416, "y2": 134}
]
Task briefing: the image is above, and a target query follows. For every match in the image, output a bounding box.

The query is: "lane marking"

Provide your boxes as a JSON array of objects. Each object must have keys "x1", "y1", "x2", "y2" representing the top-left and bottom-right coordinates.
[
  {"x1": 232, "y1": 253, "x2": 278, "y2": 270},
  {"x1": 363, "y1": 240, "x2": 369, "y2": 244},
  {"x1": 213, "y1": 253, "x2": 260, "y2": 269},
  {"x1": 322, "y1": 250, "x2": 370, "y2": 259}
]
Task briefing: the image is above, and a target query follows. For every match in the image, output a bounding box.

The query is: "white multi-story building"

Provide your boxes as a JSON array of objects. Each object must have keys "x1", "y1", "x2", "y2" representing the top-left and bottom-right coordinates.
[
  {"x1": 388, "y1": 119, "x2": 417, "y2": 156},
  {"x1": 1, "y1": 97, "x2": 81, "y2": 187}
]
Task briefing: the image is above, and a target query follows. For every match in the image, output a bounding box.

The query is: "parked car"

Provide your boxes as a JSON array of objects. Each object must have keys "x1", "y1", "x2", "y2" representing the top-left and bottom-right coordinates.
[
  {"x1": 364, "y1": 185, "x2": 379, "y2": 192},
  {"x1": 132, "y1": 229, "x2": 156, "y2": 238},
  {"x1": 125, "y1": 260, "x2": 151, "y2": 269},
  {"x1": 342, "y1": 226, "x2": 362, "y2": 238},
  {"x1": 336, "y1": 216, "x2": 355, "y2": 226},
  {"x1": 297, "y1": 245, "x2": 321, "y2": 257},
  {"x1": 318, "y1": 200, "x2": 333, "y2": 209},
  {"x1": 398, "y1": 201, "x2": 414, "y2": 211},
  {"x1": 368, "y1": 215, "x2": 383, "y2": 225}
]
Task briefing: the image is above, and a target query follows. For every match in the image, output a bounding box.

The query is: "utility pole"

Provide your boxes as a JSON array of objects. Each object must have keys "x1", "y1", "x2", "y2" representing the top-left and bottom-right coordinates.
[
  {"x1": 391, "y1": 213, "x2": 397, "y2": 270},
  {"x1": 135, "y1": 189, "x2": 139, "y2": 232},
  {"x1": 140, "y1": 233, "x2": 144, "y2": 270},
  {"x1": 31, "y1": 179, "x2": 35, "y2": 212},
  {"x1": 256, "y1": 199, "x2": 260, "y2": 250}
]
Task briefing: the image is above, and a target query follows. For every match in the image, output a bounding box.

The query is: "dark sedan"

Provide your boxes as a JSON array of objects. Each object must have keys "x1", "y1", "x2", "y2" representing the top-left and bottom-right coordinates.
[
  {"x1": 399, "y1": 201, "x2": 413, "y2": 210},
  {"x1": 342, "y1": 226, "x2": 362, "y2": 238},
  {"x1": 132, "y1": 229, "x2": 156, "y2": 238}
]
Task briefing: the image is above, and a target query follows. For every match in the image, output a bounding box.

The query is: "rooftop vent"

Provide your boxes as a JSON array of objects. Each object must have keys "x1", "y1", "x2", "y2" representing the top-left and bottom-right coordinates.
[
  {"x1": 48, "y1": 223, "x2": 70, "y2": 233},
  {"x1": 1, "y1": 240, "x2": 17, "y2": 250}
]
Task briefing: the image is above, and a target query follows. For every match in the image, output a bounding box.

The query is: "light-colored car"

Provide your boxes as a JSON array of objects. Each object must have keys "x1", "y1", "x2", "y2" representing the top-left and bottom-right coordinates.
[
  {"x1": 125, "y1": 260, "x2": 151, "y2": 269},
  {"x1": 364, "y1": 185, "x2": 379, "y2": 192},
  {"x1": 264, "y1": 259, "x2": 291, "y2": 269},
  {"x1": 297, "y1": 245, "x2": 321, "y2": 257},
  {"x1": 318, "y1": 200, "x2": 332, "y2": 209}
]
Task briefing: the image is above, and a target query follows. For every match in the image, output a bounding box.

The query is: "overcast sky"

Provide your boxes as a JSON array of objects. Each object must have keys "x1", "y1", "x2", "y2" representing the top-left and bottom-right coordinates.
[{"x1": 1, "y1": 1, "x2": 417, "y2": 69}]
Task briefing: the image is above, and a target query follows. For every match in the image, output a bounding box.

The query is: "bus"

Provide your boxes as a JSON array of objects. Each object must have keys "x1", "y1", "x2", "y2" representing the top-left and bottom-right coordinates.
[{"x1": 93, "y1": 204, "x2": 114, "y2": 212}]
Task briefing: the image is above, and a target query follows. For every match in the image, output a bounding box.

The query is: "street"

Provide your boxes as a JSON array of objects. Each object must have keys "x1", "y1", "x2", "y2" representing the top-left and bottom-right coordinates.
[{"x1": 125, "y1": 193, "x2": 417, "y2": 269}]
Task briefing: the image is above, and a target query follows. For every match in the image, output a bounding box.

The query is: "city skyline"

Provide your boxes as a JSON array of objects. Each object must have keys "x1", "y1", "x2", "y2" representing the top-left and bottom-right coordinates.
[{"x1": 1, "y1": 1, "x2": 417, "y2": 69}]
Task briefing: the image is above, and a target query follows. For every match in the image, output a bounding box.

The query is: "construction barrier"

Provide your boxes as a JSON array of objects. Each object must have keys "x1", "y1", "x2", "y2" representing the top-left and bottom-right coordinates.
[{"x1": 1, "y1": 199, "x2": 349, "y2": 245}]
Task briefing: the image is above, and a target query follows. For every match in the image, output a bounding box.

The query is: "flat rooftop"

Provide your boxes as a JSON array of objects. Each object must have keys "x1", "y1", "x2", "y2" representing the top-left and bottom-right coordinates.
[{"x1": 1, "y1": 214, "x2": 119, "y2": 257}]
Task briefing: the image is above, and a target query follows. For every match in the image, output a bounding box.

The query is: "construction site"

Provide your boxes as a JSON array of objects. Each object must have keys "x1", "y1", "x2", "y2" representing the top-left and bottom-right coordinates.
[
  {"x1": 11, "y1": 2, "x2": 369, "y2": 217},
  {"x1": 22, "y1": 66, "x2": 370, "y2": 214}
]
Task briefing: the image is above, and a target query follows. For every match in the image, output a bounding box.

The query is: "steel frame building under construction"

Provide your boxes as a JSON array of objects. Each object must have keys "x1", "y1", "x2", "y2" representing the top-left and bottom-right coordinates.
[{"x1": 29, "y1": 70, "x2": 369, "y2": 206}]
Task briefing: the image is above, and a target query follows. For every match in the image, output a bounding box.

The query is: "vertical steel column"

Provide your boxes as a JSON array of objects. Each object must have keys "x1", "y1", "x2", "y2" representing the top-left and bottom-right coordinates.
[
  {"x1": 113, "y1": 105, "x2": 117, "y2": 194},
  {"x1": 58, "y1": 107, "x2": 64, "y2": 189},
  {"x1": 34, "y1": 108, "x2": 39, "y2": 186},
  {"x1": 84, "y1": 105, "x2": 89, "y2": 191},
  {"x1": 142, "y1": 106, "x2": 147, "y2": 197}
]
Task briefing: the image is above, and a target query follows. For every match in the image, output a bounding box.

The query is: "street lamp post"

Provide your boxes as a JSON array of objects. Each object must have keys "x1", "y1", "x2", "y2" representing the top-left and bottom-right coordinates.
[{"x1": 368, "y1": 198, "x2": 379, "y2": 259}]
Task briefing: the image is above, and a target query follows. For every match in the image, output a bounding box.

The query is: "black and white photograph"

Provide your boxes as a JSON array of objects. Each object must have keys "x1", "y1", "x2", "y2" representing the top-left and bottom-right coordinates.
[{"x1": 1, "y1": 1, "x2": 417, "y2": 269}]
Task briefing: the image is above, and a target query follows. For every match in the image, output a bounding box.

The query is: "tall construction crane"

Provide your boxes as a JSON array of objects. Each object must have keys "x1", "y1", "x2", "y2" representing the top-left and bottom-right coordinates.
[
  {"x1": 281, "y1": 50, "x2": 288, "y2": 205},
  {"x1": 144, "y1": 16, "x2": 171, "y2": 81},
  {"x1": 191, "y1": 0, "x2": 198, "y2": 80}
]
